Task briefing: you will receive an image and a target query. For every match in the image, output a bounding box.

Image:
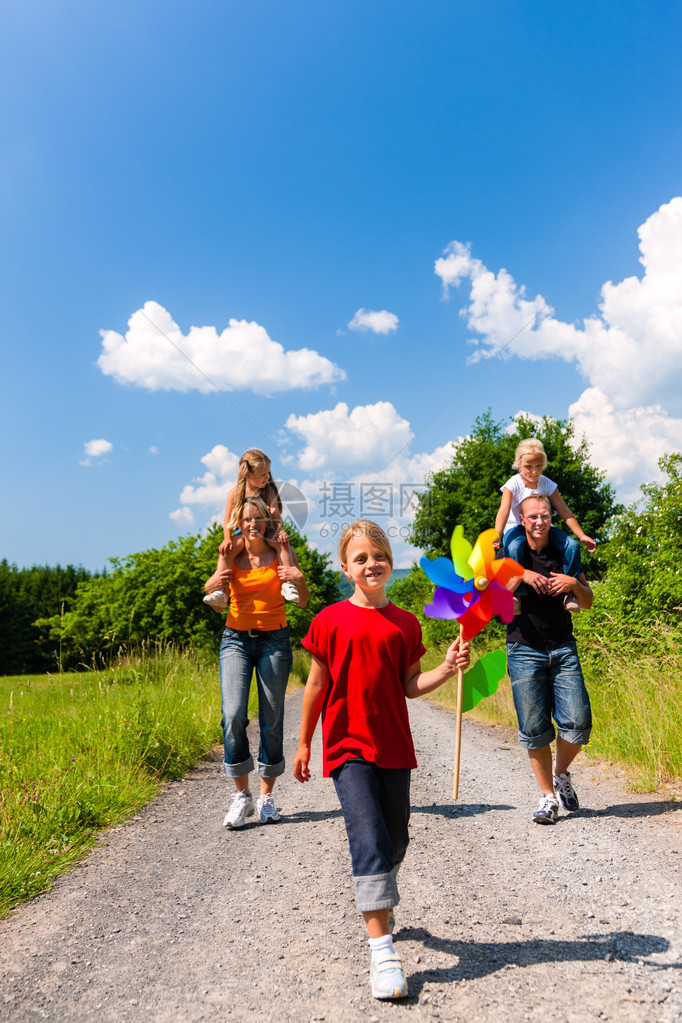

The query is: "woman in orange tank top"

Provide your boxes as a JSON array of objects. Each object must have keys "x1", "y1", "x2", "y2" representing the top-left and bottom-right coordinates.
[{"x1": 204, "y1": 497, "x2": 309, "y2": 828}]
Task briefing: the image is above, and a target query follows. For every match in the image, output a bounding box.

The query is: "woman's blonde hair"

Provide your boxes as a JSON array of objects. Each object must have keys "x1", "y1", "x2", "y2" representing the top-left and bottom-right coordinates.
[
  {"x1": 240, "y1": 495, "x2": 273, "y2": 533},
  {"x1": 230, "y1": 449, "x2": 282, "y2": 529},
  {"x1": 338, "y1": 520, "x2": 394, "y2": 568},
  {"x1": 514, "y1": 437, "x2": 548, "y2": 471}
]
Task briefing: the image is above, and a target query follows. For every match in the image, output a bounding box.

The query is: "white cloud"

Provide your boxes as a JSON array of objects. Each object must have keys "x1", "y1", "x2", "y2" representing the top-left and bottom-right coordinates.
[
  {"x1": 170, "y1": 506, "x2": 195, "y2": 526},
  {"x1": 569, "y1": 388, "x2": 682, "y2": 500},
  {"x1": 285, "y1": 401, "x2": 414, "y2": 472},
  {"x1": 170, "y1": 444, "x2": 240, "y2": 525},
  {"x1": 435, "y1": 199, "x2": 682, "y2": 413},
  {"x1": 348, "y1": 308, "x2": 399, "y2": 334},
  {"x1": 80, "y1": 438, "x2": 113, "y2": 466},
  {"x1": 98, "y1": 301, "x2": 346, "y2": 394},
  {"x1": 149, "y1": 445, "x2": 158, "y2": 455},
  {"x1": 436, "y1": 199, "x2": 682, "y2": 495}
]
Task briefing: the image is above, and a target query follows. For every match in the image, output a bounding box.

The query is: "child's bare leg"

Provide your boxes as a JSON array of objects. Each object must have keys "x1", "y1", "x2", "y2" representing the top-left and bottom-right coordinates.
[
  {"x1": 364, "y1": 909, "x2": 407, "y2": 1000},
  {"x1": 363, "y1": 909, "x2": 391, "y2": 939},
  {"x1": 203, "y1": 537, "x2": 242, "y2": 612},
  {"x1": 266, "y1": 538, "x2": 300, "y2": 601}
]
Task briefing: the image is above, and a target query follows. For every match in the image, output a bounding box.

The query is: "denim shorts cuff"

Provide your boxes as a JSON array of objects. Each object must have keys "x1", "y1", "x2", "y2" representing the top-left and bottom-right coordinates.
[
  {"x1": 223, "y1": 755, "x2": 254, "y2": 779},
  {"x1": 518, "y1": 725, "x2": 555, "y2": 750},
  {"x1": 353, "y1": 871, "x2": 399, "y2": 913},
  {"x1": 557, "y1": 727, "x2": 592, "y2": 746},
  {"x1": 257, "y1": 759, "x2": 285, "y2": 779}
]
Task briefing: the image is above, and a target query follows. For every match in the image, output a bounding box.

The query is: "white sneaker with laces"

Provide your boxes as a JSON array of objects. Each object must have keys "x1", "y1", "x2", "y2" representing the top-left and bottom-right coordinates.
[
  {"x1": 532, "y1": 793, "x2": 559, "y2": 825},
  {"x1": 256, "y1": 793, "x2": 281, "y2": 823},
  {"x1": 223, "y1": 791, "x2": 254, "y2": 828},
  {"x1": 203, "y1": 590, "x2": 228, "y2": 612},
  {"x1": 280, "y1": 581, "x2": 300, "y2": 602},
  {"x1": 553, "y1": 768, "x2": 580, "y2": 811}
]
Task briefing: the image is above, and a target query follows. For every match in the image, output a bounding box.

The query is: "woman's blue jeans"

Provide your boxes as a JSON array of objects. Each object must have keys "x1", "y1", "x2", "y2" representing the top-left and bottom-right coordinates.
[{"x1": 219, "y1": 626, "x2": 293, "y2": 779}]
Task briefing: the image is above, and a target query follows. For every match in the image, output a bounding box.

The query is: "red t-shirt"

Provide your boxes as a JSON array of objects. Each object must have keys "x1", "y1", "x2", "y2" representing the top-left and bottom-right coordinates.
[{"x1": 302, "y1": 599, "x2": 426, "y2": 776}]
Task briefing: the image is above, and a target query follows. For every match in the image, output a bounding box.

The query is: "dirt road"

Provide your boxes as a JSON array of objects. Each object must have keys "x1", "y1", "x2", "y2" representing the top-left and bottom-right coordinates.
[{"x1": 2, "y1": 689, "x2": 681, "y2": 1022}]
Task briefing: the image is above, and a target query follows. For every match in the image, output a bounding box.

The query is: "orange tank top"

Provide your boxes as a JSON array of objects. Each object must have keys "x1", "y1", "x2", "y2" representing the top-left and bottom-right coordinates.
[{"x1": 226, "y1": 561, "x2": 287, "y2": 631}]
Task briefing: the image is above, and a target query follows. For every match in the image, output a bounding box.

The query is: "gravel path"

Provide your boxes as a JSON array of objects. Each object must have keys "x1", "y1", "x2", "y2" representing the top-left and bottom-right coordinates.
[{"x1": 2, "y1": 688, "x2": 681, "y2": 1023}]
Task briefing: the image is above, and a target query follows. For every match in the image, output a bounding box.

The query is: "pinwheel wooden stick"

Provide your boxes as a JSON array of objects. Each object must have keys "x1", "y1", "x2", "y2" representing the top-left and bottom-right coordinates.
[
  {"x1": 453, "y1": 625, "x2": 465, "y2": 799},
  {"x1": 421, "y1": 525, "x2": 523, "y2": 799}
]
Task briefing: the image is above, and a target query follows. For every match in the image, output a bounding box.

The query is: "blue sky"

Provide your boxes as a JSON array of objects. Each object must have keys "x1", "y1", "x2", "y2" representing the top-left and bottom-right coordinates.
[{"x1": 2, "y1": 0, "x2": 682, "y2": 570}]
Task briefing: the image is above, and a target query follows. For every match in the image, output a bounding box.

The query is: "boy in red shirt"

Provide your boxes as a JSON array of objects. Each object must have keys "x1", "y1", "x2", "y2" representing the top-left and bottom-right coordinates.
[{"x1": 293, "y1": 520, "x2": 469, "y2": 1001}]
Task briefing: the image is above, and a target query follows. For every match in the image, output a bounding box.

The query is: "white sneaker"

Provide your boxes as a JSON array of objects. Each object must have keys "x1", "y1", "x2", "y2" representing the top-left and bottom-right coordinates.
[
  {"x1": 563, "y1": 592, "x2": 580, "y2": 614},
  {"x1": 223, "y1": 791, "x2": 254, "y2": 828},
  {"x1": 203, "y1": 590, "x2": 228, "y2": 612},
  {"x1": 256, "y1": 793, "x2": 281, "y2": 823},
  {"x1": 280, "y1": 581, "x2": 300, "y2": 602},
  {"x1": 370, "y1": 952, "x2": 408, "y2": 1000}
]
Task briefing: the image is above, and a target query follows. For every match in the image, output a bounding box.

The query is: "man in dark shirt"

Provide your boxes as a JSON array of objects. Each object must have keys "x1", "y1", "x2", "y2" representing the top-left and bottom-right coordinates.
[{"x1": 507, "y1": 494, "x2": 593, "y2": 824}]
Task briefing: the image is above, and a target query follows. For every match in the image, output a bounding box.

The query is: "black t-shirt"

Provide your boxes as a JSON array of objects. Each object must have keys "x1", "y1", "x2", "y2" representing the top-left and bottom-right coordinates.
[{"x1": 506, "y1": 540, "x2": 574, "y2": 650}]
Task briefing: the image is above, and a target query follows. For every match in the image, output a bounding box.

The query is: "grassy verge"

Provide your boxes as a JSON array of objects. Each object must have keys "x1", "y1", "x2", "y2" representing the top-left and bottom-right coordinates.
[
  {"x1": 422, "y1": 625, "x2": 682, "y2": 793},
  {"x1": 1, "y1": 650, "x2": 229, "y2": 918},
  {"x1": 1, "y1": 643, "x2": 314, "y2": 919}
]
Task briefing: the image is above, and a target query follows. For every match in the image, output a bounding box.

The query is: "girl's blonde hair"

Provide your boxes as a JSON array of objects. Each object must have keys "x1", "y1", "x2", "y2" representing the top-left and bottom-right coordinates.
[
  {"x1": 338, "y1": 520, "x2": 394, "y2": 568},
  {"x1": 514, "y1": 437, "x2": 548, "y2": 471},
  {"x1": 230, "y1": 449, "x2": 282, "y2": 529}
]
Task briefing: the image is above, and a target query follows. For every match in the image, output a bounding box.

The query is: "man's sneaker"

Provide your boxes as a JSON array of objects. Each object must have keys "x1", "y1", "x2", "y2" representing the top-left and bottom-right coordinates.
[
  {"x1": 223, "y1": 791, "x2": 254, "y2": 828},
  {"x1": 553, "y1": 769, "x2": 580, "y2": 811},
  {"x1": 370, "y1": 953, "x2": 408, "y2": 1000},
  {"x1": 532, "y1": 793, "x2": 559, "y2": 825},
  {"x1": 513, "y1": 595, "x2": 521, "y2": 615},
  {"x1": 281, "y1": 581, "x2": 300, "y2": 602},
  {"x1": 203, "y1": 590, "x2": 228, "y2": 612},
  {"x1": 256, "y1": 793, "x2": 281, "y2": 823},
  {"x1": 563, "y1": 592, "x2": 580, "y2": 614}
]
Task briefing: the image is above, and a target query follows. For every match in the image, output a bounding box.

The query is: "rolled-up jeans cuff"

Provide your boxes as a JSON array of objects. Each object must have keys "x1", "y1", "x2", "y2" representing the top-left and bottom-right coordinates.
[
  {"x1": 258, "y1": 758, "x2": 285, "y2": 779},
  {"x1": 558, "y1": 726, "x2": 592, "y2": 746},
  {"x1": 354, "y1": 870, "x2": 399, "y2": 913},
  {"x1": 519, "y1": 725, "x2": 555, "y2": 750},
  {"x1": 223, "y1": 755, "x2": 254, "y2": 779}
]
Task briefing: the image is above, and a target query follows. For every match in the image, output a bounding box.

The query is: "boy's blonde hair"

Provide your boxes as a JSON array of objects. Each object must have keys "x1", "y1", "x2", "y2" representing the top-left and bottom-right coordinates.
[
  {"x1": 514, "y1": 437, "x2": 548, "y2": 471},
  {"x1": 338, "y1": 520, "x2": 394, "y2": 568},
  {"x1": 230, "y1": 448, "x2": 282, "y2": 529}
]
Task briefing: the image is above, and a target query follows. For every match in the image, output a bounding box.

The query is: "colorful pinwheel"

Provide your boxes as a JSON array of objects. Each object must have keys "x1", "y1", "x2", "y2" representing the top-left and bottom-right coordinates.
[
  {"x1": 421, "y1": 525, "x2": 524, "y2": 639},
  {"x1": 420, "y1": 525, "x2": 524, "y2": 798}
]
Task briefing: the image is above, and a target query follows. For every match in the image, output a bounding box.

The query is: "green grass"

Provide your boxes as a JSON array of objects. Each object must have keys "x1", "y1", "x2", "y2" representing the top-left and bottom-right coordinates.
[
  {"x1": 423, "y1": 625, "x2": 682, "y2": 793},
  {"x1": 1, "y1": 650, "x2": 236, "y2": 918}
]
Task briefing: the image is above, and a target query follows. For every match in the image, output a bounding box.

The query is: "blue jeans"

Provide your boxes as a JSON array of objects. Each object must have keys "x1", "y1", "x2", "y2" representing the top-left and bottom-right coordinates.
[
  {"x1": 332, "y1": 758, "x2": 410, "y2": 913},
  {"x1": 504, "y1": 524, "x2": 581, "y2": 596},
  {"x1": 506, "y1": 640, "x2": 592, "y2": 749},
  {"x1": 219, "y1": 626, "x2": 293, "y2": 779}
]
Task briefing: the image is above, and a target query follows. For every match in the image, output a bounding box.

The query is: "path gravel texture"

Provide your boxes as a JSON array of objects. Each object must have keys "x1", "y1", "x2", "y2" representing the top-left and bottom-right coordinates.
[{"x1": 1, "y1": 688, "x2": 681, "y2": 1023}]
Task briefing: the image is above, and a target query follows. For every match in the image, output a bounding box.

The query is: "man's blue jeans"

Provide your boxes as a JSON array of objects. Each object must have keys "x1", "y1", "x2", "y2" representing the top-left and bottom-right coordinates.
[
  {"x1": 332, "y1": 758, "x2": 410, "y2": 913},
  {"x1": 506, "y1": 640, "x2": 592, "y2": 749},
  {"x1": 219, "y1": 626, "x2": 293, "y2": 779}
]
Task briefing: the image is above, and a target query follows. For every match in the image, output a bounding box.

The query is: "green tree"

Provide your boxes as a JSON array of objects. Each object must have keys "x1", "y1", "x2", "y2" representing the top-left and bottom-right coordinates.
[
  {"x1": 590, "y1": 452, "x2": 682, "y2": 623},
  {"x1": 34, "y1": 522, "x2": 340, "y2": 666},
  {"x1": 0, "y1": 561, "x2": 93, "y2": 675},
  {"x1": 389, "y1": 411, "x2": 621, "y2": 645},
  {"x1": 411, "y1": 410, "x2": 620, "y2": 568}
]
